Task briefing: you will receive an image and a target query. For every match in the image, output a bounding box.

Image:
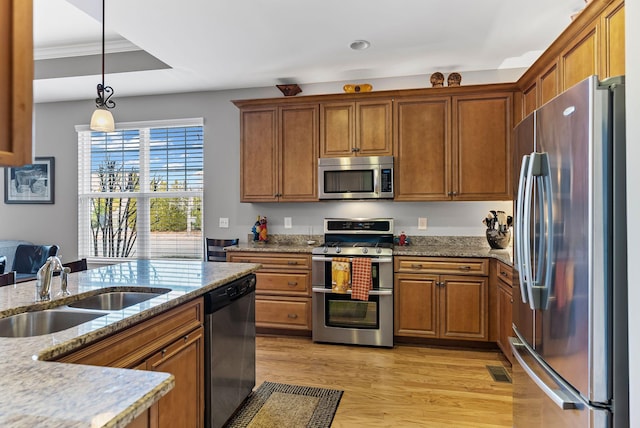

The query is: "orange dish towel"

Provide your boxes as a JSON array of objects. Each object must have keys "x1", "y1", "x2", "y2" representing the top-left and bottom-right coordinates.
[
  {"x1": 331, "y1": 257, "x2": 351, "y2": 293},
  {"x1": 351, "y1": 258, "x2": 372, "y2": 301}
]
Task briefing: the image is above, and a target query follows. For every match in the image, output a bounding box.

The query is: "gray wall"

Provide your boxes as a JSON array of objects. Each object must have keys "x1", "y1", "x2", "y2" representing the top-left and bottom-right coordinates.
[{"x1": 1, "y1": 71, "x2": 515, "y2": 261}]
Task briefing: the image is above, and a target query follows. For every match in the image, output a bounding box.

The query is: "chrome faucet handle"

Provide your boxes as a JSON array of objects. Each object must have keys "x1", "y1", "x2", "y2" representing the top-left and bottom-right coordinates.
[{"x1": 59, "y1": 267, "x2": 71, "y2": 296}]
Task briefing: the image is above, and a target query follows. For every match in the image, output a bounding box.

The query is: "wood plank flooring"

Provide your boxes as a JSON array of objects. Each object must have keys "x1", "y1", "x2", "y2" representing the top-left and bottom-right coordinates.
[{"x1": 255, "y1": 336, "x2": 513, "y2": 427}]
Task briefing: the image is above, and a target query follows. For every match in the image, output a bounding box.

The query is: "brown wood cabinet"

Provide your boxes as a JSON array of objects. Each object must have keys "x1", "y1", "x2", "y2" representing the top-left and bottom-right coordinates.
[
  {"x1": 493, "y1": 260, "x2": 514, "y2": 364},
  {"x1": 394, "y1": 90, "x2": 512, "y2": 201},
  {"x1": 238, "y1": 104, "x2": 319, "y2": 202},
  {"x1": 0, "y1": 0, "x2": 33, "y2": 167},
  {"x1": 320, "y1": 100, "x2": 392, "y2": 157},
  {"x1": 516, "y1": 0, "x2": 625, "y2": 123},
  {"x1": 227, "y1": 252, "x2": 312, "y2": 331},
  {"x1": 394, "y1": 257, "x2": 489, "y2": 341},
  {"x1": 56, "y1": 298, "x2": 205, "y2": 428}
]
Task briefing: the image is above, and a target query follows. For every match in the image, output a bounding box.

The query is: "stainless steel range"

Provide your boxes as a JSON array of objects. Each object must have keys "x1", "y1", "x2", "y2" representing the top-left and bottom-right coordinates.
[{"x1": 312, "y1": 218, "x2": 394, "y2": 347}]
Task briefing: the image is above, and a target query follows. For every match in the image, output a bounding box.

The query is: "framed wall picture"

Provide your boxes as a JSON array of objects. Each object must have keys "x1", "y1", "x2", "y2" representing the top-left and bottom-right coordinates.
[{"x1": 4, "y1": 157, "x2": 55, "y2": 204}]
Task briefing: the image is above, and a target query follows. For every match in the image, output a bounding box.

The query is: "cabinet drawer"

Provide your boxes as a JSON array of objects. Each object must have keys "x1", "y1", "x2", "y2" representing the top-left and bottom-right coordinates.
[
  {"x1": 395, "y1": 257, "x2": 489, "y2": 276},
  {"x1": 496, "y1": 261, "x2": 513, "y2": 284},
  {"x1": 228, "y1": 252, "x2": 311, "y2": 270},
  {"x1": 256, "y1": 296, "x2": 311, "y2": 330},
  {"x1": 256, "y1": 271, "x2": 310, "y2": 296}
]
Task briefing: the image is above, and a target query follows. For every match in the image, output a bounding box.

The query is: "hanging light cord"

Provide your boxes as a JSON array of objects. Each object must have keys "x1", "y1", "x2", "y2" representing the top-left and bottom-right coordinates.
[{"x1": 95, "y1": 0, "x2": 115, "y2": 109}]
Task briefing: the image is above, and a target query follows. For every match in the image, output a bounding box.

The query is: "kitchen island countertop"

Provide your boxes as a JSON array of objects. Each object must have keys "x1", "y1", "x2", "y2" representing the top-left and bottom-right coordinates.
[{"x1": 0, "y1": 259, "x2": 260, "y2": 428}]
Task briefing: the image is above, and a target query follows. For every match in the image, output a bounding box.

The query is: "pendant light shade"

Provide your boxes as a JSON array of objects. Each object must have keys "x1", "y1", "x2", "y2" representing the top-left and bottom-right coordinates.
[
  {"x1": 90, "y1": 0, "x2": 116, "y2": 131},
  {"x1": 90, "y1": 108, "x2": 115, "y2": 132}
]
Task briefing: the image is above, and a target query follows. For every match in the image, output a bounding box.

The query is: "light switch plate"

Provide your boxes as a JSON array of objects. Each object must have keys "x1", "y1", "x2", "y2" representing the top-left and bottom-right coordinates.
[
  {"x1": 418, "y1": 217, "x2": 427, "y2": 230},
  {"x1": 219, "y1": 217, "x2": 229, "y2": 228},
  {"x1": 284, "y1": 217, "x2": 292, "y2": 229}
]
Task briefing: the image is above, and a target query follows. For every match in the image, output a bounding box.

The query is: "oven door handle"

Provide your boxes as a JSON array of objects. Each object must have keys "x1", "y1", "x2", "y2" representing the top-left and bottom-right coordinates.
[
  {"x1": 312, "y1": 287, "x2": 393, "y2": 296},
  {"x1": 311, "y1": 256, "x2": 393, "y2": 264}
]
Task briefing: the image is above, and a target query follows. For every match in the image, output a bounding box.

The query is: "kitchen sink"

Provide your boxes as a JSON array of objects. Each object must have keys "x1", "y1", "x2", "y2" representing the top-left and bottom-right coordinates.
[
  {"x1": 0, "y1": 309, "x2": 105, "y2": 338},
  {"x1": 67, "y1": 289, "x2": 171, "y2": 311}
]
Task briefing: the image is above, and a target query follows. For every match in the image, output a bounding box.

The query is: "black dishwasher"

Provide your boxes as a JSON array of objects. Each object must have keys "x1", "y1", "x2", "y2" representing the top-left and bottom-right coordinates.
[{"x1": 204, "y1": 273, "x2": 256, "y2": 428}]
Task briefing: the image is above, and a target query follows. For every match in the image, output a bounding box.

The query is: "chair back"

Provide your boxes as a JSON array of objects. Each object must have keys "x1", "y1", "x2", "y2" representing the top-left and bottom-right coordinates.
[
  {"x1": 206, "y1": 238, "x2": 238, "y2": 262},
  {"x1": 63, "y1": 258, "x2": 88, "y2": 273},
  {"x1": 0, "y1": 255, "x2": 6, "y2": 274},
  {"x1": 0, "y1": 271, "x2": 16, "y2": 287},
  {"x1": 11, "y1": 244, "x2": 60, "y2": 274}
]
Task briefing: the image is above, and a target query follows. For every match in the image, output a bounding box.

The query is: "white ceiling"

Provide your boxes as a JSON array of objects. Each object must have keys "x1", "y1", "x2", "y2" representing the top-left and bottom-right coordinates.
[{"x1": 33, "y1": 0, "x2": 588, "y2": 104}]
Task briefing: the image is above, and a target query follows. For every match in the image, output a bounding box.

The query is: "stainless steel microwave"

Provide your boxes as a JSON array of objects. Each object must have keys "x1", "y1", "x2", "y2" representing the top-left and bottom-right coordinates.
[{"x1": 318, "y1": 156, "x2": 394, "y2": 200}]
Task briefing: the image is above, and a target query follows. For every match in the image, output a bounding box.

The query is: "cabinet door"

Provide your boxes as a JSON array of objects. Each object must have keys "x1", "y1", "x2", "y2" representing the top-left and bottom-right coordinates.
[
  {"x1": 599, "y1": 0, "x2": 625, "y2": 79},
  {"x1": 394, "y1": 273, "x2": 438, "y2": 338},
  {"x1": 240, "y1": 107, "x2": 278, "y2": 201},
  {"x1": 452, "y1": 93, "x2": 512, "y2": 200},
  {"x1": 561, "y1": 24, "x2": 597, "y2": 91},
  {"x1": 0, "y1": 0, "x2": 33, "y2": 167},
  {"x1": 539, "y1": 62, "x2": 559, "y2": 106},
  {"x1": 320, "y1": 102, "x2": 354, "y2": 157},
  {"x1": 357, "y1": 100, "x2": 393, "y2": 156},
  {"x1": 394, "y1": 97, "x2": 451, "y2": 201},
  {"x1": 147, "y1": 326, "x2": 204, "y2": 428},
  {"x1": 522, "y1": 82, "x2": 537, "y2": 118},
  {"x1": 439, "y1": 275, "x2": 488, "y2": 340},
  {"x1": 496, "y1": 280, "x2": 513, "y2": 363},
  {"x1": 279, "y1": 104, "x2": 319, "y2": 201}
]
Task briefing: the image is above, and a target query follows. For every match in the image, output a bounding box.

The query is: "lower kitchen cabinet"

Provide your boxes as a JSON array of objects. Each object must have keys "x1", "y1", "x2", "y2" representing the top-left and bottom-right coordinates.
[
  {"x1": 227, "y1": 252, "x2": 312, "y2": 332},
  {"x1": 394, "y1": 257, "x2": 489, "y2": 341},
  {"x1": 55, "y1": 298, "x2": 204, "y2": 428},
  {"x1": 494, "y1": 260, "x2": 514, "y2": 363}
]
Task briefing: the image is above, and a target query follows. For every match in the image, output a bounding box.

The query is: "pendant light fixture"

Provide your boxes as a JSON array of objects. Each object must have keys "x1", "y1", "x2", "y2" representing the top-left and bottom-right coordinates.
[{"x1": 90, "y1": 0, "x2": 116, "y2": 132}]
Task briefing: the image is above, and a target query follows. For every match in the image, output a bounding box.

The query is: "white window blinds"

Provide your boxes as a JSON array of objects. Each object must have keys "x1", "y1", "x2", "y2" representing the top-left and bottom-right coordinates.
[{"x1": 77, "y1": 119, "x2": 204, "y2": 261}]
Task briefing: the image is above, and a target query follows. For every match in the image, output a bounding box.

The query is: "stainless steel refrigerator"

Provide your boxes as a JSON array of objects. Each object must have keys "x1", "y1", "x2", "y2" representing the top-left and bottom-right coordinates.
[{"x1": 511, "y1": 75, "x2": 628, "y2": 428}]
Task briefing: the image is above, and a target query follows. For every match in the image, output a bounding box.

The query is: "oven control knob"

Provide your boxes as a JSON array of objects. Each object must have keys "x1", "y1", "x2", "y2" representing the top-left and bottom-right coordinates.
[
  {"x1": 335, "y1": 247, "x2": 341, "y2": 253},
  {"x1": 362, "y1": 248, "x2": 368, "y2": 254},
  {"x1": 376, "y1": 247, "x2": 382, "y2": 254}
]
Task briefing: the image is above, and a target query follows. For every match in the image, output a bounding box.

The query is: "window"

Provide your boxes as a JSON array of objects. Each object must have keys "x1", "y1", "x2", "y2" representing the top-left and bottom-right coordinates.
[{"x1": 77, "y1": 118, "x2": 204, "y2": 261}]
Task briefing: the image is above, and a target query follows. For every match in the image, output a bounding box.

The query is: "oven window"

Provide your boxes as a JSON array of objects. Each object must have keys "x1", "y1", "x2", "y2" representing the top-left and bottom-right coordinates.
[
  {"x1": 323, "y1": 261, "x2": 379, "y2": 289},
  {"x1": 324, "y1": 170, "x2": 374, "y2": 193},
  {"x1": 325, "y1": 294, "x2": 379, "y2": 329}
]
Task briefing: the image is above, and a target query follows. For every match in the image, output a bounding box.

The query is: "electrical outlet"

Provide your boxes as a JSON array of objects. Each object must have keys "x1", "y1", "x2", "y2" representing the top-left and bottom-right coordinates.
[
  {"x1": 418, "y1": 217, "x2": 427, "y2": 230},
  {"x1": 284, "y1": 217, "x2": 292, "y2": 229},
  {"x1": 219, "y1": 217, "x2": 229, "y2": 228}
]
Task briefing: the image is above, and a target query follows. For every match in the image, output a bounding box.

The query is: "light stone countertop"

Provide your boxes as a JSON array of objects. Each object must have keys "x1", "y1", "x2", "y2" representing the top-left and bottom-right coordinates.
[
  {"x1": 0, "y1": 259, "x2": 260, "y2": 428},
  {"x1": 226, "y1": 235, "x2": 514, "y2": 266}
]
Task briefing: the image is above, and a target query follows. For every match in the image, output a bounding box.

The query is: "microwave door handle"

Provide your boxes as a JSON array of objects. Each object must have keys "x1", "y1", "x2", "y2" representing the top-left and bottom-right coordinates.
[
  {"x1": 374, "y1": 168, "x2": 380, "y2": 196},
  {"x1": 515, "y1": 154, "x2": 530, "y2": 304}
]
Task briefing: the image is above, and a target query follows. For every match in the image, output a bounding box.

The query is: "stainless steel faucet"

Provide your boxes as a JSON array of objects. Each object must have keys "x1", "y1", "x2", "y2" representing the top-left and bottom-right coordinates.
[{"x1": 36, "y1": 256, "x2": 65, "y2": 301}]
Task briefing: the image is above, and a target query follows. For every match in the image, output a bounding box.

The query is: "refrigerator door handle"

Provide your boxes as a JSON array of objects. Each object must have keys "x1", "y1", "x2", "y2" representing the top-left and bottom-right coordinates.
[
  {"x1": 523, "y1": 153, "x2": 538, "y2": 309},
  {"x1": 509, "y1": 337, "x2": 581, "y2": 410},
  {"x1": 515, "y1": 154, "x2": 530, "y2": 303},
  {"x1": 539, "y1": 153, "x2": 554, "y2": 310}
]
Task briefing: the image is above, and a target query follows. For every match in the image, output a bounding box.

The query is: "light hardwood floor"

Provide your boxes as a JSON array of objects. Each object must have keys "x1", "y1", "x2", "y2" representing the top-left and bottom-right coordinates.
[{"x1": 255, "y1": 336, "x2": 513, "y2": 427}]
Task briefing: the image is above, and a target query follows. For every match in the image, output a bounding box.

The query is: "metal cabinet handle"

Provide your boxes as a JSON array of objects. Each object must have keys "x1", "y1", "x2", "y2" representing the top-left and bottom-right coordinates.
[
  {"x1": 239, "y1": 259, "x2": 250, "y2": 263},
  {"x1": 500, "y1": 271, "x2": 508, "y2": 277},
  {"x1": 287, "y1": 313, "x2": 298, "y2": 319},
  {"x1": 161, "y1": 349, "x2": 167, "y2": 357},
  {"x1": 287, "y1": 261, "x2": 298, "y2": 265},
  {"x1": 458, "y1": 265, "x2": 471, "y2": 271},
  {"x1": 184, "y1": 334, "x2": 189, "y2": 342},
  {"x1": 410, "y1": 264, "x2": 423, "y2": 269},
  {"x1": 287, "y1": 281, "x2": 298, "y2": 286}
]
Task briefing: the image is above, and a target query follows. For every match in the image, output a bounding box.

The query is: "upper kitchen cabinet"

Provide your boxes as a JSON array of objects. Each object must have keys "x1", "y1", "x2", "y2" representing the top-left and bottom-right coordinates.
[
  {"x1": 451, "y1": 91, "x2": 513, "y2": 201},
  {"x1": 0, "y1": 0, "x2": 33, "y2": 167},
  {"x1": 394, "y1": 96, "x2": 451, "y2": 201},
  {"x1": 599, "y1": 0, "x2": 625, "y2": 79},
  {"x1": 320, "y1": 99, "x2": 392, "y2": 157},
  {"x1": 515, "y1": 0, "x2": 624, "y2": 122},
  {"x1": 238, "y1": 104, "x2": 319, "y2": 202},
  {"x1": 394, "y1": 89, "x2": 513, "y2": 201}
]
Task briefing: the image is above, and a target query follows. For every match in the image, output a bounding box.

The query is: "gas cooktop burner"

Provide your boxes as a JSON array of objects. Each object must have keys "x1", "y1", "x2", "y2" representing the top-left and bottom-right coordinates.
[{"x1": 313, "y1": 218, "x2": 395, "y2": 256}]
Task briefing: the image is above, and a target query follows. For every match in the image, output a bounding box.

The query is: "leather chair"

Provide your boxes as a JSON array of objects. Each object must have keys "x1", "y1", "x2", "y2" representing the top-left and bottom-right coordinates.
[
  {"x1": 11, "y1": 244, "x2": 59, "y2": 282},
  {"x1": 205, "y1": 238, "x2": 238, "y2": 262},
  {"x1": 0, "y1": 255, "x2": 6, "y2": 274},
  {"x1": 63, "y1": 258, "x2": 88, "y2": 273},
  {"x1": 0, "y1": 271, "x2": 16, "y2": 287}
]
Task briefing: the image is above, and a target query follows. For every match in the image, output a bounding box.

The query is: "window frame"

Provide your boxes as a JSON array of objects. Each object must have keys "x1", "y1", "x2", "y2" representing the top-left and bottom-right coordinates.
[{"x1": 76, "y1": 118, "x2": 204, "y2": 263}]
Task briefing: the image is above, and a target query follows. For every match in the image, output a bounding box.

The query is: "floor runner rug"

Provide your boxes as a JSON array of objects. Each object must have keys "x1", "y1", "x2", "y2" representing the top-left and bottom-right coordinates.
[{"x1": 225, "y1": 381, "x2": 343, "y2": 428}]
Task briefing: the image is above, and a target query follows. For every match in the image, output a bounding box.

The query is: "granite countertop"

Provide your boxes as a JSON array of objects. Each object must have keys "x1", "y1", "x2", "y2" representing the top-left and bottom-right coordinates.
[
  {"x1": 0, "y1": 259, "x2": 260, "y2": 428},
  {"x1": 226, "y1": 235, "x2": 514, "y2": 265}
]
